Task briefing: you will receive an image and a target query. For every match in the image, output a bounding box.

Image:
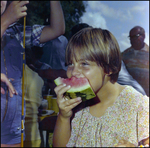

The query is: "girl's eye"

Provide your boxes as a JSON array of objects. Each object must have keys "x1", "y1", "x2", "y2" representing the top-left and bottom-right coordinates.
[
  {"x1": 68, "y1": 63, "x2": 74, "y2": 67},
  {"x1": 81, "y1": 62, "x2": 89, "y2": 66}
]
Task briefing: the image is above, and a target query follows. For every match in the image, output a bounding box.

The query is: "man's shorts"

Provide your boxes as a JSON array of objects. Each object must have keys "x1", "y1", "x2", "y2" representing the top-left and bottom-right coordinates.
[
  {"x1": 1, "y1": 79, "x2": 26, "y2": 144},
  {"x1": 24, "y1": 139, "x2": 41, "y2": 147}
]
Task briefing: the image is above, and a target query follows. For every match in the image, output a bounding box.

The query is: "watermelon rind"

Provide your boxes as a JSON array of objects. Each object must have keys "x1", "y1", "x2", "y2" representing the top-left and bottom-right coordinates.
[{"x1": 54, "y1": 77, "x2": 96, "y2": 101}]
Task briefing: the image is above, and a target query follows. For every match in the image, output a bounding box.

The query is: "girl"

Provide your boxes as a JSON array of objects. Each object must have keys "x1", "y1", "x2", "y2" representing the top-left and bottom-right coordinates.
[{"x1": 53, "y1": 27, "x2": 149, "y2": 147}]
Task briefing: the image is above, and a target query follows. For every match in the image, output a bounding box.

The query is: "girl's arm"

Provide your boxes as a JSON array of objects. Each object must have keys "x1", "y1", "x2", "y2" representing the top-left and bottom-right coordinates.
[
  {"x1": 53, "y1": 114, "x2": 71, "y2": 147},
  {"x1": 53, "y1": 84, "x2": 82, "y2": 147}
]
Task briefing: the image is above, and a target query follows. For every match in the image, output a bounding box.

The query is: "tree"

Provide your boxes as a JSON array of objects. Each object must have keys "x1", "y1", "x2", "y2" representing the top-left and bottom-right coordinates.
[
  {"x1": 61, "y1": 1, "x2": 88, "y2": 39},
  {"x1": 18, "y1": 1, "x2": 87, "y2": 39}
]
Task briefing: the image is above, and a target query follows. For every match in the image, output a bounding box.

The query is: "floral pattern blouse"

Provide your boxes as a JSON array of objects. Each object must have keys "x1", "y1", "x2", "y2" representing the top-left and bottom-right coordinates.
[{"x1": 66, "y1": 86, "x2": 149, "y2": 147}]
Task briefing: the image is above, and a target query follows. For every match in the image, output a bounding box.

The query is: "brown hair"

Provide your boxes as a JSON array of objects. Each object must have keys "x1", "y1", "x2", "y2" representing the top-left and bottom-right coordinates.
[{"x1": 65, "y1": 27, "x2": 121, "y2": 83}]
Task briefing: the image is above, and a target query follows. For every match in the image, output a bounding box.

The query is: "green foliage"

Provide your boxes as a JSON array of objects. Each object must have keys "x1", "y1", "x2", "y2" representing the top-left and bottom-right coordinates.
[
  {"x1": 61, "y1": 1, "x2": 87, "y2": 38},
  {"x1": 18, "y1": 1, "x2": 87, "y2": 39},
  {"x1": 18, "y1": 1, "x2": 49, "y2": 26}
]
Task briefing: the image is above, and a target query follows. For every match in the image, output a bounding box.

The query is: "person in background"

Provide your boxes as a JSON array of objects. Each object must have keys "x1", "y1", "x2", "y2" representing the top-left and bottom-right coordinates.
[
  {"x1": 40, "y1": 36, "x2": 68, "y2": 95},
  {"x1": 1, "y1": 1, "x2": 65, "y2": 147},
  {"x1": 70, "y1": 23, "x2": 146, "y2": 95},
  {"x1": 27, "y1": 46, "x2": 67, "y2": 96},
  {"x1": 122, "y1": 26, "x2": 149, "y2": 96},
  {"x1": 29, "y1": 46, "x2": 51, "y2": 70},
  {"x1": 40, "y1": 35, "x2": 68, "y2": 71},
  {"x1": 23, "y1": 48, "x2": 44, "y2": 147},
  {"x1": 40, "y1": 17, "x2": 68, "y2": 95},
  {"x1": 53, "y1": 27, "x2": 149, "y2": 147},
  {"x1": 30, "y1": 64, "x2": 67, "y2": 96},
  {"x1": 27, "y1": 46, "x2": 51, "y2": 96},
  {"x1": 69, "y1": 23, "x2": 90, "y2": 40},
  {"x1": 41, "y1": 17, "x2": 68, "y2": 71}
]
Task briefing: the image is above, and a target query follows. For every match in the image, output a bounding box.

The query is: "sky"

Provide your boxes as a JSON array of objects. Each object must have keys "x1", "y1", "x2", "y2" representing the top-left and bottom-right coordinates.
[{"x1": 80, "y1": 1, "x2": 149, "y2": 52}]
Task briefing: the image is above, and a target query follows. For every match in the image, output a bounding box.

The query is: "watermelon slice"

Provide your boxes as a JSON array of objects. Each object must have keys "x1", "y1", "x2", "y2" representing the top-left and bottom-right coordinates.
[{"x1": 54, "y1": 77, "x2": 96, "y2": 101}]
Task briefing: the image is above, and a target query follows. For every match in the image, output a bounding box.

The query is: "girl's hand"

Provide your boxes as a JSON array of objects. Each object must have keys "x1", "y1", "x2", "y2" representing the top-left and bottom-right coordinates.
[
  {"x1": 54, "y1": 84, "x2": 82, "y2": 118},
  {"x1": 3, "y1": 1, "x2": 29, "y2": 25},
  {"x1": 113, "y1": 139, "x2": 135, "y2": 147}
]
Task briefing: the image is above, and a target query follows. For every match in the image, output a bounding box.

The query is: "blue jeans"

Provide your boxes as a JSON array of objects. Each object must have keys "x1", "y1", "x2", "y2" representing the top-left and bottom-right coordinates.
[
  {"x1": 1, "y1": 79, "x2": 26, "y2": 144},
  {"x1": 1, "y1": 28, "x2": 26, "y2": 144}
]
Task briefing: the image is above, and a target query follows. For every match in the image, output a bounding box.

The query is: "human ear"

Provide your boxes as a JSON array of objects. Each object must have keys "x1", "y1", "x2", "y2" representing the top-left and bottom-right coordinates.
[
  {"x1": 106, "y1": 71, "x2": 113, "y2": 77},
  {"x1": 104, "y1": 66, "x2": 112, "y2": 76}
]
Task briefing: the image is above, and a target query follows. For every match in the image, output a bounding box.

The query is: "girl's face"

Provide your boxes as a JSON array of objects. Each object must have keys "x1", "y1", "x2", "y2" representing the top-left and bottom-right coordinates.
[
  {"x1": 67, "y1": 57, "x2": 106, "y2": 93},
  {"x1": 1, "y1": 1, "x2": 7, "y2": 15}
]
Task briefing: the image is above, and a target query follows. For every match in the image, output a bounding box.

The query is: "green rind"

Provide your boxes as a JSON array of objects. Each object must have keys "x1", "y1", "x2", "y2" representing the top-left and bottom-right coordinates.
[
  {"x1": 54, "y1": 77, "x2": 96, "y2": 101},
  {"x1": 54, "y1": 78, "x2": 91, "y2": 92},
  {"x1": 65, "y1": 87, "x2": 96, "y2": 102},
  {"x1": 54, "y1": 78, "x2": 60, "y2": 85}
]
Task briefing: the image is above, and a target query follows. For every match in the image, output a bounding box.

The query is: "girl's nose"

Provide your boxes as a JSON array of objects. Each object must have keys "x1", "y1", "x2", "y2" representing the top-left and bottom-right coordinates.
[{"x1": 71, "y1": 66, "x2": 81, "y2": 77}]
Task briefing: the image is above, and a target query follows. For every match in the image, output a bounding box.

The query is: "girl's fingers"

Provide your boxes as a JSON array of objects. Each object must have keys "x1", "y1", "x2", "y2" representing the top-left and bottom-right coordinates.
[
  {"x1": 64, "y1": 97, "x2": 82, "y2": 110},
  {"x1": 54, "y1": 84, "x2": 82, "y2": 118},
  {"x1": 59, "y1": 97, "x2": 82, "y2": 111},
  {"x1": 64, "y1": 97, "x2": 82, "y2": 107},
  {"x1": 59, "y1": 97, "x2": 82, "y2": 118},
  {"x1": 54, "y1": 83, "x2": 69, "y2": 93},
  {"x1": 54, "y1": 84, "x2": 71, "y2": 101},
  {"x1": 54, "y1": 83, "x2": 64, "y2": 93}
]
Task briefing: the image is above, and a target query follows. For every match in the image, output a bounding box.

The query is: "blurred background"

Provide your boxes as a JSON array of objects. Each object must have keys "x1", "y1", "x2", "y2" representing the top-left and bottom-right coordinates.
[{"x1": 18, "y1": 1, "x2": 149, "y2": 52}]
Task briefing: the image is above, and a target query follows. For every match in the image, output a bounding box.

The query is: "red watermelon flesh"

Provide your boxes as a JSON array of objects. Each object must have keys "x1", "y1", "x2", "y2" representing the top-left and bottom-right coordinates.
[
  {"x1": 58, "y1": 76, "x2": 88, "y2": 86},
  {"x1": 54, "y1": 77, "x2": 96, "y2": 101}
]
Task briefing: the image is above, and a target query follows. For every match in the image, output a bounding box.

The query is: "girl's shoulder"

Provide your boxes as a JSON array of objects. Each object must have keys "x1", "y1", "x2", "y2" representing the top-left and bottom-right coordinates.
[
  {"x1": 120, "y1": 85, "x2": 146, "y2": 98},
  {"x1": 117, "y1": 85, "x2": 149, "y2": 108}
]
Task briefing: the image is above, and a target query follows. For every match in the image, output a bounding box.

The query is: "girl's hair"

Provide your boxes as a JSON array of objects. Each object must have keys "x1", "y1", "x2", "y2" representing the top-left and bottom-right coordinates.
[{"x1": 65, "y1": 27, "x2": 121, "y2": 83}]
